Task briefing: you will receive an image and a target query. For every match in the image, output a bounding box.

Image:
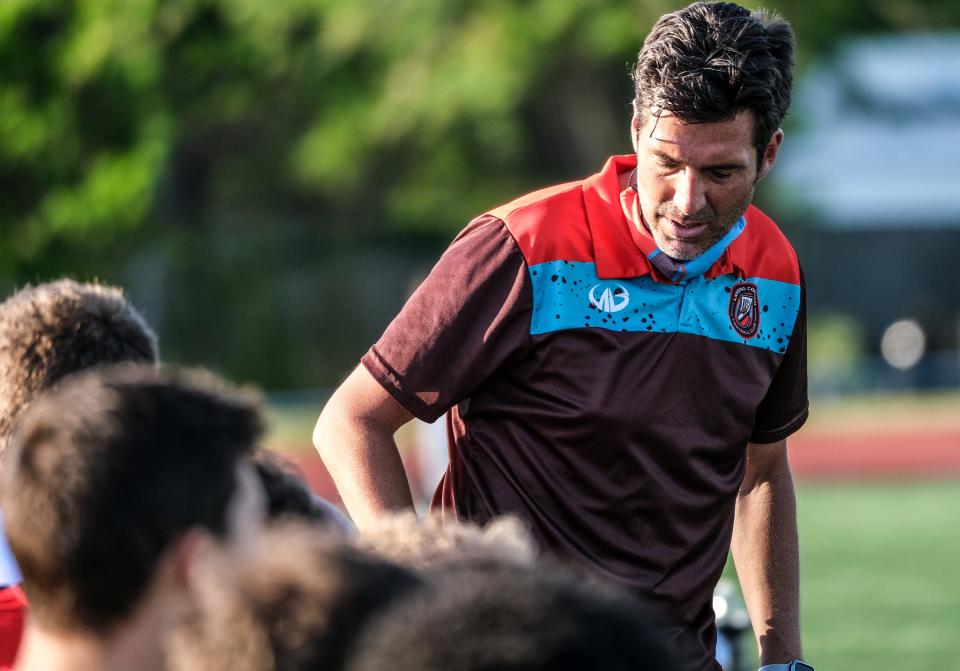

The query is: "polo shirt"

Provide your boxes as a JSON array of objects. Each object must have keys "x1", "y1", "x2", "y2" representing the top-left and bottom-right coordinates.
[
  {"x1": 0, "y1": 515, "x2": 23, "y2": 668},
  {"x1": 362, "y1": 154, "x2": 807, "y2": 670}
]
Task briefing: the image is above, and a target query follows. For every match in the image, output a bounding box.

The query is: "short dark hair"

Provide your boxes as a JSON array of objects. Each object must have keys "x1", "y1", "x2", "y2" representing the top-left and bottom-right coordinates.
[
  {"x1": 346, "y1": 563, "x2": 678, "y2": 671},
  {"x1": 0, "y1": 365, "x2": 262, "y2": 632},
  {"x1": 252, "y1": 448, "x2": 354, "y2": 534},
  {"x1": 252, "y1": 449, "x2": 324, "y2": 522},
  {"x1": 0, "y1": 279, "x2": 158, "y2": 457},
  {"x1": 169, "y1": 523, "x2": 423, "y2": 671},
  {"x1": 632, "y1": 2, "x2": 794, "y2": 156}
]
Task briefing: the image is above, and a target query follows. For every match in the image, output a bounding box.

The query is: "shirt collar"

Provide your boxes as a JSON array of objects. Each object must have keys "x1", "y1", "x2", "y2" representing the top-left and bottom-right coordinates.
[
  {"x1": 582, "y1": 155, "x2": 652, "y2": 279},
  {"x1": 582, "y1": 154, "x2": 747, "y2": 282}
]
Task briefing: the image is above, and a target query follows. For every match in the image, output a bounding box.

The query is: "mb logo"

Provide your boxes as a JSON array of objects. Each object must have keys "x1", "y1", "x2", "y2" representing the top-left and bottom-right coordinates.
[{"x1": 589, "y1": 283, "x2": 630, "y2": 313}]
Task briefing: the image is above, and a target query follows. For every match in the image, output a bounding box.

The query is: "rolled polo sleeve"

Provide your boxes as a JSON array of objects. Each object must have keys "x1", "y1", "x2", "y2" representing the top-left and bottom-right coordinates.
[{"x1": 362, "y1": 215, "x2": 532, "y2": 423}]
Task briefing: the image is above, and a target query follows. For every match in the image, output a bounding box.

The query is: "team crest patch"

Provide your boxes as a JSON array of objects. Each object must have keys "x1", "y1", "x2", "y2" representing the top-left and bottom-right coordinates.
[{"x1": 728, "y1": 282, "x2": 760, "y2": 339}]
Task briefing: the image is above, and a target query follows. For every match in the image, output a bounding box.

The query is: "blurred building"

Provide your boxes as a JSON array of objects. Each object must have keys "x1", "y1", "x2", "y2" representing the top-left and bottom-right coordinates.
[{"x1": 773, "y1": 33, "x2": 960, "y2": 390}]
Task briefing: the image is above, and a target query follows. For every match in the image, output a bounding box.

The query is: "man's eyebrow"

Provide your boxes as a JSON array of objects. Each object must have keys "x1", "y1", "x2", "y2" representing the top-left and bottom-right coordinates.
[
  {"x1": 703, "y1": 160, "x2": 748, "y2": 171},
  {"x1": 648, "y1": 148, "x2": 746, "y2": 171},
  {"x1": 650, "y1": 149, "x2": 679, "y2": 163}
]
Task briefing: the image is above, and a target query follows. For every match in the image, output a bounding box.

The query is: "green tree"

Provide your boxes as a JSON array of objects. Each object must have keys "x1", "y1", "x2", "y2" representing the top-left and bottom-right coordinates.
[{"x1": 2, "y1": 0, "x2": 958, "y2": 387}]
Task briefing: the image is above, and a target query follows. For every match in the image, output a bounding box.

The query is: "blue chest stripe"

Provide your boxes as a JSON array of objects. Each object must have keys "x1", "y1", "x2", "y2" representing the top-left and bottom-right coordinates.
[{"x1": 528, "y1": 260, "x2": 800, "y2": 353}]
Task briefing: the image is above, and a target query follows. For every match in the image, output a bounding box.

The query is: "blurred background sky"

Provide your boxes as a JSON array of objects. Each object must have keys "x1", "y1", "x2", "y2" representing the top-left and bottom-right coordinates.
[{"x1": 3, "y1": 3, "x2": 960, "y2": 668}]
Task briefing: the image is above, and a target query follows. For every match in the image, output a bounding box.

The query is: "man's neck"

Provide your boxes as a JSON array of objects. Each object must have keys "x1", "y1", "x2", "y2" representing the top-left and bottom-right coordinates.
[
  {"x1": 617, "y1": 164, "x2": 636, "y2": 193},
  {"x1": 15, "y1": 616, "x2": 166, "y2": 671}
]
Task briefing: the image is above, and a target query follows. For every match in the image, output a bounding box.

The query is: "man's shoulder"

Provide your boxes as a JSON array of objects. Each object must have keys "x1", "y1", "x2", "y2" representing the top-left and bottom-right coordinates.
[
  {"x1": 487, "y1": 180, "x2": 584, "y2": 223},
  {"x1": 729, "y1": 205, "x2": 802, "y2": 284},
  {"x1": 481, "y1": 180, "x2": 593, "y2": 266}
]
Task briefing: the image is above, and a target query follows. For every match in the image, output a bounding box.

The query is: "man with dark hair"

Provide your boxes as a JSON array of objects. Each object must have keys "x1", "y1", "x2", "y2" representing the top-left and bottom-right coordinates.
[
  {"x1": 168, "y1": 522, "x2": 422, "y2": 671},
  {"x1": 251, "y1": 448, "x2": 354, "y2": 534},
  {"x1": 0, "y1": 366, "x2": 265, "y2": 671},
  {"x1": 346, "y1": 562, "x2": 676, "y2": 671},
  {"x1": 315, "y1": 3, "x2": 810, "y2": 670},
  {"x1": 0, "y1": 279, "x2": 159, "y2": 666}
]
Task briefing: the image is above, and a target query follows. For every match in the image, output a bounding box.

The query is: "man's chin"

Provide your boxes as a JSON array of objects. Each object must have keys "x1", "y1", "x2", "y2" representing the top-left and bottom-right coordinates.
[
  {"x1": 649, "y1": 231, "x2": 696, "y2": 261},
  {"x1": 661, "y1": 243, "x2": 700, "y2": 262}
]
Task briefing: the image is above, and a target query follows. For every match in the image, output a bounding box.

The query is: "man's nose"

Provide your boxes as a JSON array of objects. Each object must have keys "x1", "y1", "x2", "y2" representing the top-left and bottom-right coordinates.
[{"x1": 672, "y1": 169, "x2": 707, "y2": 216}]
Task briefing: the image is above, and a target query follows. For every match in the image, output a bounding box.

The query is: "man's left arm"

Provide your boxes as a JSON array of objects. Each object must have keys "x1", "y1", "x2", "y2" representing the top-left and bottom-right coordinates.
[{"x1": 731, "y1": 439, "x2": 803, "y2": 667}]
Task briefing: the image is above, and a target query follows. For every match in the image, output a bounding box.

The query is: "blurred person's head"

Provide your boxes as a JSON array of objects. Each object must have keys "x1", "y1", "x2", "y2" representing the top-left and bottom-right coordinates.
[
  {"x1": 345, "y1": 561, "x2": 678, "y2": 671},
  {"x1": 168, "y1": 522, "x2": 422, "y2": 671},
  {"x1": 0, "y1": 365, "x2": 265, "y2": 671},
  {"x1": 629, "y1": 2, "x2": 794, "y2": 260},
  {"x1": 356, "y1": 512, "x2": 535, "y2": 571},
  {"x1": 0, "y1": 279, "x2": 158, "y2": 458},
  {"x1": 251, "y1": 448, "x2": 355, "y2": 534}
]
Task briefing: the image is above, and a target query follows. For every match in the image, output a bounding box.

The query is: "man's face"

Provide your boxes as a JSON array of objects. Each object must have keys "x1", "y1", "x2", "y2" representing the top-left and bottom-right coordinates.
[
  {"x1": 158, "y1": 462, "x2": 267, "y2": 654},
  {"x1": 632, "y1": 109, "x2": 781, "y2": 260}
]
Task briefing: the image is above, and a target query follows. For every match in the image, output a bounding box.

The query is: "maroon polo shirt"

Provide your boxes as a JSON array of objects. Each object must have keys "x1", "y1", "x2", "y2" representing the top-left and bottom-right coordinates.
[{"x1": 362, "y1": 155, "x2": 807, "y2": 670}]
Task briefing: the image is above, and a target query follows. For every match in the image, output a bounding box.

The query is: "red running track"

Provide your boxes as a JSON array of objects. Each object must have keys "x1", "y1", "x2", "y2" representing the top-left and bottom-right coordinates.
[
  {"x1": 287, "y1": 427, "x2": 960, "y2": 501},
  {"x1": 787, "y1": 429, "x2": 960, "y2": 480}
]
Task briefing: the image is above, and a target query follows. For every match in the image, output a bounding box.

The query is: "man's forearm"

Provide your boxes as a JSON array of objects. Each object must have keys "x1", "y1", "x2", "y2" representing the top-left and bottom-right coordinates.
[
  {"x1": 313, "y1": 390, "x2": 416, "y2": 529},
  {"x1": 731, "y1": 450, "x2": 802, "y2": 666}
]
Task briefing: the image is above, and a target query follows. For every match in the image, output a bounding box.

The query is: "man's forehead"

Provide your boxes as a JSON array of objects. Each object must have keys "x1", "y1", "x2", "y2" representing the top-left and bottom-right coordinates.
[{"x1": 640, "y1": 110, "x2": 755, "y2": 162}]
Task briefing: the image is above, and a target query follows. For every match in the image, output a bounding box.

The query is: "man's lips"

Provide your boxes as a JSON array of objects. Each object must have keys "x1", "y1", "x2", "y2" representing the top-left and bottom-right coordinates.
[{"x1": 663, "y1": 217, "x2": 709, "y2": 240}]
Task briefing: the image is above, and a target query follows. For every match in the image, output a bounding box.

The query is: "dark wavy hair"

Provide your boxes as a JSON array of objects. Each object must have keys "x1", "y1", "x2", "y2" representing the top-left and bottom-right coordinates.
[{"x1": 632, "y1": 2, "x2": 794, "y2": 160}]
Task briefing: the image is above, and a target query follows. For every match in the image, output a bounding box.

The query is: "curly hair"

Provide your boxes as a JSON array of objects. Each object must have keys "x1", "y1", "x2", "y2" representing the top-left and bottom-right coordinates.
[
  {"x1": 168, "y1": 523, "x2": 422, "y2": 671},
  {"x1": 632, "y1": 2, "x2": 794, "y2": 158},
  {"x1": 355, "y1": 512, "x2": 536, "y2": 572},
  {"x1": 0, "y1": 279, "x2": 158, "y2": 457},
  {"x1": 346, "y1": 561, "x2": 678, "y2": 671}
]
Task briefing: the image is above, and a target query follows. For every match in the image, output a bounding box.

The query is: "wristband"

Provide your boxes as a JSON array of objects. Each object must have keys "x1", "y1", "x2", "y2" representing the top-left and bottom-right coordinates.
[{"x1": 758, "y1": 662, "x2": 814, "y2": 671}]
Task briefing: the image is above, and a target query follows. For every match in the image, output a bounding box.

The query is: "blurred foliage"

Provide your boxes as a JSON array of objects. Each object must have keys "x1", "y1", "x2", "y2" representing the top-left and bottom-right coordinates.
[
  {"x1": 807, "y1": 313, "x2": 865, "y2": 393},
  {"x1": 2, "y1": 0, "x2": 959, "y2": 387}
]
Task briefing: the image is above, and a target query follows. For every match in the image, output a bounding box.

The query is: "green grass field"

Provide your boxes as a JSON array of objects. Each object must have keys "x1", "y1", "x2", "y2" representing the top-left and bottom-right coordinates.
[
  {"x1": 795, "y1": 480, "x2": 960, "y2": 670},
  {"x1": 724, "y1": 480, "x2": 960, "y2": 670}
]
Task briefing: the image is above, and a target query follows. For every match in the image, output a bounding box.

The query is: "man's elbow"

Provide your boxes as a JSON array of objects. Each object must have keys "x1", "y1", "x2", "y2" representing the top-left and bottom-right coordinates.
[
  {"x1": 311, "y1": 409, "x2": 326, "y2": 455},
  {"x1": 312, "y1": 364, "x2": 415, "y2": 462},
  {"x1": 312, "y1": 392, "x2": 351, "y2": 459}
]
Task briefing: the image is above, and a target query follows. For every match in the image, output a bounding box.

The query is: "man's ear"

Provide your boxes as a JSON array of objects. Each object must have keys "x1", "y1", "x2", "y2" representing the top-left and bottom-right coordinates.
[
  {"x1": 756, "y1": 128, "x2": 784, "y2": 182},
  {"x1": 630, "y1": 111, "x2": 641, "y2": 153},
  {"x1": 168, "y1": 528, "x2": 208, "y2": 591}
]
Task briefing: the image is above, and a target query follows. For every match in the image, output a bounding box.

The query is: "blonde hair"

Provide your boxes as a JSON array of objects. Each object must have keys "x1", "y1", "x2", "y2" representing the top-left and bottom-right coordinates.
[{"x1": 355, "y1": 512, "x2": 536, "y2": 571}]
